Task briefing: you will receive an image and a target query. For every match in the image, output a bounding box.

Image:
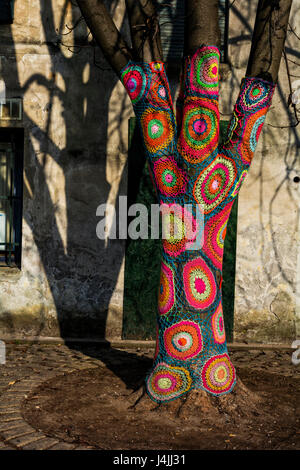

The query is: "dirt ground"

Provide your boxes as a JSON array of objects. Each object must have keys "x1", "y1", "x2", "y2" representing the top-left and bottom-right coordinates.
[{"x1": 21, "y1": 347, "x2": 300, "y2": 450}]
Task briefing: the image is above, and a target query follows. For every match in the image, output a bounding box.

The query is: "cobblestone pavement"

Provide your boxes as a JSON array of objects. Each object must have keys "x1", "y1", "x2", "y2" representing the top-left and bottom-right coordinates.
[{"x1": 0, "y1": 342, "x2": 299, "y2": 450}]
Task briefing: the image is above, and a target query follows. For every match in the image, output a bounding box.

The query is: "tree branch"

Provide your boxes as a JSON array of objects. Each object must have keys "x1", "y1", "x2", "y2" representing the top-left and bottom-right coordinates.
[
  {"x1": 76, "y1": 0, "x2": 132, "y2": 74},
  {"x1": 126, "y1": 0, "x2": 163, "y2": 62},
  {"x1": 246, "y1": 0, "x2": 293, "y2": 82},
  {"x1": 184, "y1": 0, "x2": 221, "y2": 55}
]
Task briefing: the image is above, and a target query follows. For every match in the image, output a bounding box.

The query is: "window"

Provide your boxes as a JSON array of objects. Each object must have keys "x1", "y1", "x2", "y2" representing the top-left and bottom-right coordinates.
[
  {"x1": 0, "y1": 99, "x2": 22, "y2": 120},
  {"x1": 0, "y1": 129, "x2": 23, "y2": 268},
  {"x1": 157, "y1": 0, "x2": 229, "y2": 63},
  {"x1": 0, "y1": 0, "x2": 14, "y2": 25}
]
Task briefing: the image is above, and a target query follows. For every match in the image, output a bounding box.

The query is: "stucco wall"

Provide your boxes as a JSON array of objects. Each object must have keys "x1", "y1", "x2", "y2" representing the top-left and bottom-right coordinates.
[
  {"x1": 224, "y1": 0, "x2": 300, "y2": 343},
  {"x1": 0, "y1": 0, "x2": 131, "y2": 339},
  {"x1": 0, "y1": 0, "x2": 299, "y2": 343}
]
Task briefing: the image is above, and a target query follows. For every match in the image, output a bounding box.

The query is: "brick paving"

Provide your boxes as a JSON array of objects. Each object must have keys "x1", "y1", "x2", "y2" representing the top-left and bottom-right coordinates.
[{"x1": 0, "y1": 341, "x2": 299, "y2": 450}]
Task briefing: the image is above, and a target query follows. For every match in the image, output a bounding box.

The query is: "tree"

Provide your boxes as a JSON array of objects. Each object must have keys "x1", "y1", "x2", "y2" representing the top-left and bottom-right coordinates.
[{"x1": 75, "y1": 0, "x2": 293, "y2": 409}]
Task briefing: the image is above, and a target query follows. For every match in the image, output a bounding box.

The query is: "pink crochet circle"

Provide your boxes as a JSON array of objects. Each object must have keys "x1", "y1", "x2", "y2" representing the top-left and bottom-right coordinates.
[{"x1": 183, "y1": 257, "x2": 217, "y2": 309}]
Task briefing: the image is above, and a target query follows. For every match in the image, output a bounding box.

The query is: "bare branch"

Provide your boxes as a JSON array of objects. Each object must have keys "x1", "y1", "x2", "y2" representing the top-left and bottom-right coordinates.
[
  {"x1": 126, "y1": 0, "x2": 163, "y2": 62},
  {"x1": 61, "y1": 16, "x2": 85, "y2": 35},
  {"x1": 246, "y1": 0, "x2": 293, "y2": 83},
  {"x1": 76, "y1": 0, "x2": 132, "y2": 74},
  {"x1": 268, "y1": 49, "x2": 299, "y2": 129},
  {"x1": 288, "y1": 21, "x2": 300, "y2": 41}
]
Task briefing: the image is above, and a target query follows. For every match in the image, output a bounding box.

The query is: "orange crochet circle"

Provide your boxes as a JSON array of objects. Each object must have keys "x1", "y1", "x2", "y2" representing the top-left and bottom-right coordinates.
[{"x1": 141, "y1": 109, "x2": 173, "y2": 153}]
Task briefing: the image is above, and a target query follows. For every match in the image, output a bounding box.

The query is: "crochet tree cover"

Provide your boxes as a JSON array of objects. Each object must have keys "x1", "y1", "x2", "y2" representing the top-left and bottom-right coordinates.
[{"x1": 121, "y1": 46, "x2": 275, "y2": 403}]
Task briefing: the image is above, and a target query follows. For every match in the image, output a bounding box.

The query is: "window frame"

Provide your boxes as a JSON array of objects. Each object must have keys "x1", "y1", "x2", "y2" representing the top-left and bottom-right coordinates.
[{"x1": 0, "y1": 128, "x2": 24, "y2": 268}]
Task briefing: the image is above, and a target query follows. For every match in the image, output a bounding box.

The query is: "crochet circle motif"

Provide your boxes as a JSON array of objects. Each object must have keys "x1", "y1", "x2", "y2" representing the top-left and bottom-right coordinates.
[
  {"x1": 147, "y1": 73, "x2": 171, "y2": 109},
  {"x1": 202, "y1": 201, "x2": 233, "y2": 269},
  {"x1": 153, "y1": 156, "x2": 187, "y2": 197},
  {"x1": 164, "y1": 320, "x2": 203, "y2": 360},
  {"x1": 190, "y1": 47, "x2": 220, "y2": 96},
  {"x1": 183, "y1": 257, "x2": 217, "y2": 309},
  {"x1": 141, "y1": 108, "x2": 174, "y2": 153},
  {"x1": 158, "y1": 262, "x2": 175, "y2": 315},
  {"x1": 241, "y1": 108, "x2": 267, "y2": 164},
  {"x1": 147, "y1": 362, "x2": 192, "y2": 402},
  {"x1": 238, "y1": 79, "x2": 273, "y2": 112},
  {"x1": 179, "y1": 97, "x2": 219, "y2": 163},
  {"x1": 202, "y1": 354, "x2": 236, "y2": 394},
  {"x1": 150, "y1": 62, "x2": 164, "y2": 73},
  {"x1": 211, "y1": 302, "x2": 226, "y2": 344},
  {"x1": 121, "y1": 65, "x2": 147, "y2": 104},
  {"x1": 193, "y1": 155, "x2": 236, "y2": 213},
  {"x1": 161, "y1": 204, "x2": 198, "y2": 257}
]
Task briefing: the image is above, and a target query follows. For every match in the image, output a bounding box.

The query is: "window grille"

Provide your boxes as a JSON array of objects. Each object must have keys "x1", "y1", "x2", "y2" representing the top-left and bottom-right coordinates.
[{"x1": 0, "y1": 131, "x2": 23, "y2": 267}]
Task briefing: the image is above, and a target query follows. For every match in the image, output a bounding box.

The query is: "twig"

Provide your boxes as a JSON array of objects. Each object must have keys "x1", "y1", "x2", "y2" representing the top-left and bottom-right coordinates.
[
  {"x1": 286, "y1": 57, "x2": 300, "y2": 67},
  {"x1": 61, "y1": 16, "x2": 84, "y2": 35},
  {"x1": 288, "y1": 22, "x2": 300, "y2": 40}
]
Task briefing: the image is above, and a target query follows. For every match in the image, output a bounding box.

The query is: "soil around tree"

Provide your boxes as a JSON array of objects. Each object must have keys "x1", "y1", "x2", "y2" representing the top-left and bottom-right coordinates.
[{"x1": 21, "y1": 349, "x2": 300, "y2": 450}]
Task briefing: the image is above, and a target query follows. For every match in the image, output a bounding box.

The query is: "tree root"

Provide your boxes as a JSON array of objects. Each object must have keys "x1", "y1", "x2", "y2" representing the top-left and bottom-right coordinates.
[{"x1": 127, "y1": 376, "x2": 263, "y2": 424}]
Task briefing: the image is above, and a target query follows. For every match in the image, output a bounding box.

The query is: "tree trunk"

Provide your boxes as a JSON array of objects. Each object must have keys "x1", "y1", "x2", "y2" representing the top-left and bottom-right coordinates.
[
  {"x1": 246, "y1": 0, "x2": 293, "y2": 82},
  {"x1": 76, "y1": 0, "x2": 132, "y2": 74},
  {"x1": 121, "y1": 43, "x2": 275, "y2": 403},
  {"x1": 184, "y1": 0, "x2": 221, "y2": 54},
  {"x1": 76, "y1": 0, "x2": 292, "y2": 407}
]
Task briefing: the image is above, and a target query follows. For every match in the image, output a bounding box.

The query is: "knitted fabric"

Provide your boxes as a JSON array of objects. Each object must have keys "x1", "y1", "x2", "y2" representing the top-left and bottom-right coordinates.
[{"x1": 121, "y1": 46, "x2": 275, "y2": 403}]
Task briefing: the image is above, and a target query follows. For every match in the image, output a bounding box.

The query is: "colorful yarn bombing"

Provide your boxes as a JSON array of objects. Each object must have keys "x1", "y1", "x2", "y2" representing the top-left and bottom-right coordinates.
[
  {"x1": 164, "y1": 320, "x2": 203, "y2": 360},
  {"x1": 189, "y1": 46, "x2": 220, "y2": 97},
  {"x1": 179, "y1": 97, "x2": 219, "y2": 163},
  {"x1": 160, "y1": 203, "x2": 198, "y2": 257},
  {"x1": 193, "y1": 155, "x2": 236, "y2": 213},
  {"x1": 212, "y1": 302, "x2": 226, "y2": 344},
  {"x1": 121, "y1": 65, "x2": 148, "y2": 104},
  {"x1": 183, "y1": 257, "x2": 217, "y2": 309},
  {"x1": 158, "y1": 262, "x2": 175, "y2": 315},
  {"x1": 201, "y1": 353, "x2": 236, "y2": 394},
  {"x1": 153, "y1": 156, "x2": 187, "y2": 197},
  {"x1": 147, "y1": 362, "x2": 192, "y2": 402},
  {"x1": 121, "y1": 46, "x2": 275, "y2": 403},
  {"x1": 141, "y1": 108, "x2": 174, "y2": 153},
  {"x1": 202, "y1": 201, "x2": 233, "y2": 269}
]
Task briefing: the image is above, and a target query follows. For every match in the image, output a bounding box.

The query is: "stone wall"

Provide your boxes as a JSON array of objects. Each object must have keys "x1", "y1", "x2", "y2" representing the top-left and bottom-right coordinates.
[{"x1": 0, "y1": 0, "x2": 299, "y2": 343}]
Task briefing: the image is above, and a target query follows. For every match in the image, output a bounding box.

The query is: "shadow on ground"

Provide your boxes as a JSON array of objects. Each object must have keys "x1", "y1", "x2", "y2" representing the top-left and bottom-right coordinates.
[{"x1": 21, "y1": 346, "x2": 300, "y2": 450}]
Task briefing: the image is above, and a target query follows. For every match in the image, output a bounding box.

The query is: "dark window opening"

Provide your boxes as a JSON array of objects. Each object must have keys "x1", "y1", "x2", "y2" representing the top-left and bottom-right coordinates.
[
  {"x1": 0, "y1": 128, "x2": 23, "y2": 268},
  {"x1": 156, "y1": 0, "x2": 229, "y2": 63},
  {"x1": 0, "y1": 0, "x2": 14, "y2": 25}
]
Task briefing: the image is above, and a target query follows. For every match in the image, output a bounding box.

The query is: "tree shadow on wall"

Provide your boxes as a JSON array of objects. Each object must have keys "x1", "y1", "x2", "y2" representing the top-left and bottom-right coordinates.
[
  {"x1": 0, "y1": 0, "x2": 147, "y2": 379},
  {"x1": 229, "y1": 1, "x2": 300, "y2": 313}
]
